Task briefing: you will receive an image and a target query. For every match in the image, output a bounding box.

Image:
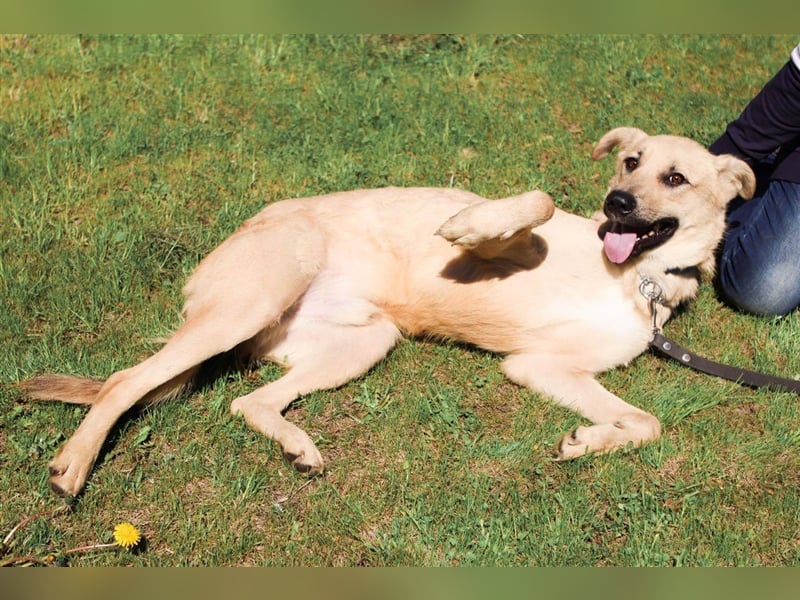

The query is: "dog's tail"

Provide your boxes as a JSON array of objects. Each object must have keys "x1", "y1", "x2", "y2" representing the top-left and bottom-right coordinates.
[
  {"x1": 19, "y1": 346, "x2": 250, "y2": 407},
  {"x1": 19, "y1": 375, "x2": 106, "y2": 405},
  {"x1": 19, "y1": 368, "x2": 198, "y2": 407}
]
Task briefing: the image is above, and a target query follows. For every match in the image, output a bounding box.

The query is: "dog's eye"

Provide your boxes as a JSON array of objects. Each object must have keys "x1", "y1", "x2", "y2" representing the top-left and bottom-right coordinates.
[
  {"x1": 623, "y1": 157, "x2": 639, "y2": 172},
  {"x1": 664, "y1": 172, "x2": 687, "y2": 187}
]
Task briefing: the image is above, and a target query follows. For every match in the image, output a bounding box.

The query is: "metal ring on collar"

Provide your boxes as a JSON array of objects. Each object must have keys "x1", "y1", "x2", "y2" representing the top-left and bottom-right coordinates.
[{"x1": 638, "y1": 276, "x2": 664, "y2": 304}]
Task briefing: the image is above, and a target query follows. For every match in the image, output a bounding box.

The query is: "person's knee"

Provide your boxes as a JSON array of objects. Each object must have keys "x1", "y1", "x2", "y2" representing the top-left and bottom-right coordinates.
[
  {"x1": 718, "y1": 259, "x2": 799, "y2": 316},
  {"x1": 716, "y1": 180, "x2": 800, "y2": 316}
]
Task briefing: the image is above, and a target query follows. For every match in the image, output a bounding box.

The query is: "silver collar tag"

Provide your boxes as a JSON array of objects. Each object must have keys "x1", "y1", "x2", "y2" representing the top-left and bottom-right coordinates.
[{"x1": 639, "y1": 275, "x2": 665, "y2": 336}]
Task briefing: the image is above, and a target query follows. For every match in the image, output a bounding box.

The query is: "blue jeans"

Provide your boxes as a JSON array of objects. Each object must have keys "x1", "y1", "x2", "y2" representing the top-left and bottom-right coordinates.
[{"x1": 717, "y1": 179, "x2": 800, "y2": 316}]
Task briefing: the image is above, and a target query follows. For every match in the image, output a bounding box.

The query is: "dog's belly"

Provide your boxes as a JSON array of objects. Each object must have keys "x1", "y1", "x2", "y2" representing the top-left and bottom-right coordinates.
[
  {"x1": 262, "y1": 270, "x2": 397, "y2": 365},
  {"x1": 244, "y1": 188, "x2": 652, "y2": 371}
]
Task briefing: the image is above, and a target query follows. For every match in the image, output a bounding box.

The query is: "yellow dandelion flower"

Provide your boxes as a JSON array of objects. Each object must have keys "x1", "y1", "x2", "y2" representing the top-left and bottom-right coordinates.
[{"x1": 113, "y1": 522, "x2": 141, "y2": 549}]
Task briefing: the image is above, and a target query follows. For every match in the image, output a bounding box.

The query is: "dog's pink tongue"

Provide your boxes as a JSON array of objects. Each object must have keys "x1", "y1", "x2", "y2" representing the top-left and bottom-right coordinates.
[{"x1": 603, "y1": 231, "x2": 637, "y2": 264}]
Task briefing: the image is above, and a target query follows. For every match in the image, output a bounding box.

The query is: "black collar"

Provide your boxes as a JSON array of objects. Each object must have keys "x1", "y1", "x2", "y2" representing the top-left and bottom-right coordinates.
[{"x1": 664, "y1": 265, "x2": 702, "y2": 281}]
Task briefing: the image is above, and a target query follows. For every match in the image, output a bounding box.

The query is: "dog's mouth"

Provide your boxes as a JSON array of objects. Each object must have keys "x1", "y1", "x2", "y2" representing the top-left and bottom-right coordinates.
[{"x1": 597, "y1": 217, "x2": 679, "y2": 264}]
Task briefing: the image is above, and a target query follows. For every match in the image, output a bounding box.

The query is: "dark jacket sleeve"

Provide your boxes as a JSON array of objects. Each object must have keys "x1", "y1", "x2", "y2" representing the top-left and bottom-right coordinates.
[{"x1": 710, "y1": 50, "x2": 800, "y2": 164}]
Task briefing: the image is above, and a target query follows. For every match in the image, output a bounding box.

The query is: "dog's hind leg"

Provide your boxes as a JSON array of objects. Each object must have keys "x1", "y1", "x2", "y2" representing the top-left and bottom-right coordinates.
[
  {"x1": 501, "y1": 353, "x2": 662, "y2": 460},
  {"x1": 44, "y1": 218, "x2": 324, "y2": 497},
  {"x1": 436, "y1": 190, "x2": 554, "y2": 260},
  {"x1": 230, "y1": 313, "x2": 402, "y2": 475}
]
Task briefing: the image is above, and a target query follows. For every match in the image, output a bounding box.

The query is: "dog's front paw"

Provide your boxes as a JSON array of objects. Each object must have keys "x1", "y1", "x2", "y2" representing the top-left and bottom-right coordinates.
[
  {"x1": 436, "y1": 214, "x2": 493, "y2": 249},
  {"x1": 554, "y1": 426, "x2": 596, "y2": 461},
  {"x1": 436, "y1": 209, "x2": 524, "y2": 250},
  {"x1": 554, "y1": 414, "x2": 661, "y2": 461},
  {"x1": 437, "y1": 192, "x2": 554, "y2": 250}
]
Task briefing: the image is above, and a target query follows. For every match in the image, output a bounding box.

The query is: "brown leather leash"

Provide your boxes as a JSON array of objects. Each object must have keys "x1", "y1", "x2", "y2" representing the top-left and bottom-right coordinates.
[
  {"x1": 640, "y1": 276, "x2": 800, "y2": 394},
  {"x1": 650, "y1": 331, "x2": 800, "y2": 393}
]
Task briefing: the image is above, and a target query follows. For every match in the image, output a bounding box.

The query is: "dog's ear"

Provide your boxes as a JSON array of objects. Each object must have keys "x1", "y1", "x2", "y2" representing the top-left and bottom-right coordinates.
[
  {"x1": 591, "y1": 127, "x2": 648, "y2": 160},
  {"x1": 714, "y1": 154, "x2": 756, "y2": 201}
]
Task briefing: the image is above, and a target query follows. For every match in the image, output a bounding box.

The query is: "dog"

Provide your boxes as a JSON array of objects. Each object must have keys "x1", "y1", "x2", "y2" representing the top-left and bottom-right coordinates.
[{"x1": 20, "y1": 127, "x2": 755, "y2": 497}]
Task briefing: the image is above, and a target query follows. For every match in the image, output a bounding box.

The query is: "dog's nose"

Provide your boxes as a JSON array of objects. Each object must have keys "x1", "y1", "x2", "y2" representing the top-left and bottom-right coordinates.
[{"x1": 604, "y1": 190, "x2": 637, "y2": 217}]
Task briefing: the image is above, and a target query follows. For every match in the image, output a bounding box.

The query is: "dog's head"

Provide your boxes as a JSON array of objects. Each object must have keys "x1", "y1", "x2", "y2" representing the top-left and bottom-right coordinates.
[{"x1": 591, "y1": 127, "x2": 755, "y2": 273}]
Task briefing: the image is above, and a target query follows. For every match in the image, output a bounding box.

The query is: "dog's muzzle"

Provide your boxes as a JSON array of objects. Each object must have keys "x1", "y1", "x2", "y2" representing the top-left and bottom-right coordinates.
[{"x1": 603, "y1": 190, "x2": 637, "y2": 219}]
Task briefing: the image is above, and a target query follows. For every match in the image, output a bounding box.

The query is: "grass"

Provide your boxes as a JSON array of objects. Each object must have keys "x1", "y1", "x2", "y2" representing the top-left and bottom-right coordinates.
[{"x1": 1, "y1": 34, "x2": 800, "y2": 566}]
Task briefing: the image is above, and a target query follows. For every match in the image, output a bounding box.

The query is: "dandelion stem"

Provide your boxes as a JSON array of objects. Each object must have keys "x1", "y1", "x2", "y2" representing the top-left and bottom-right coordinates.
[{"x1": 62, "y1": 542, "x2": 118, "y2": 555}]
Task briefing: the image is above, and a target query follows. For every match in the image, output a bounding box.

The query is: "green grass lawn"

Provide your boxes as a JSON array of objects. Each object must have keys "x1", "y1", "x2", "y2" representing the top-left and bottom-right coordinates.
[{"x1": 2, "y1": 34, "x2": 800, "y2": 566}]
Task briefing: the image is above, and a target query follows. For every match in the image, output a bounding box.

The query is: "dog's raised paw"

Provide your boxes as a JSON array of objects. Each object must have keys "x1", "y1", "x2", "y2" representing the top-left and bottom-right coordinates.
[{"x1": 435, "y1": 221, "x2": 483, "y2": 248}]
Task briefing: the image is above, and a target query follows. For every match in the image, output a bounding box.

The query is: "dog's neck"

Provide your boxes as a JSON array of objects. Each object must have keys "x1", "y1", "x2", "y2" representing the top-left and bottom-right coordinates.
[
  {"x1": 630, "y1": 260, "x2": 704, "y2": 330},
  {"x1": 638, "y1": 264, "x2": 702, "y2": 304},
  {"x1": 664, "y1": 265, "x2": 703, "y2": 281}
]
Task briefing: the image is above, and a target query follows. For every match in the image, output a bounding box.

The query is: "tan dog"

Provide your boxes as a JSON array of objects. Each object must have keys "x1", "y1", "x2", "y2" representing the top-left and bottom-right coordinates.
[{"x1": 21, "y1": 127, "x2": 755, "y2": 497}]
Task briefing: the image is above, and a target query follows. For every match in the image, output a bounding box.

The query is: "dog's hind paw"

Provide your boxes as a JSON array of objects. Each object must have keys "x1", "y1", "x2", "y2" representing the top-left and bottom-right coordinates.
[
  {"x1": 275, "y1": 423, "x2": 324, "y2": 476},
  {"x1": 231, "y1": 400, "x2": 326, "y2": 476},
  {"x1": 47, "y1": 453, "x2": 92, "y2": 497},
  {"x1": 281, "y1": 443, "x2": 324, "y2": 477},
  {"x1": 282, "y1": 449, "x2": 324, "y2": 476}
]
